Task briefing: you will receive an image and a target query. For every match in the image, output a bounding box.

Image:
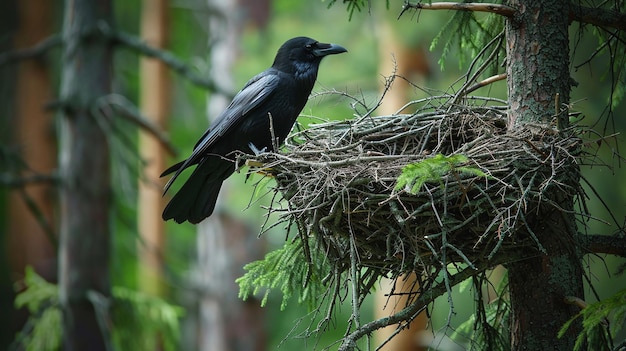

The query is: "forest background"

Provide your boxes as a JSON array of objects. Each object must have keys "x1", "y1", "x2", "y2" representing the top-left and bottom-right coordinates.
[{"x1": 0, "y1": 0, "x2": 625, "y2": 350}]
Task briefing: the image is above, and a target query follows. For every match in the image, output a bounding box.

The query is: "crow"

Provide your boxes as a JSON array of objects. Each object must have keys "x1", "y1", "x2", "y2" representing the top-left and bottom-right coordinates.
[{"x1": 161, "y1": 36, "x2": 347, "y2": 224}]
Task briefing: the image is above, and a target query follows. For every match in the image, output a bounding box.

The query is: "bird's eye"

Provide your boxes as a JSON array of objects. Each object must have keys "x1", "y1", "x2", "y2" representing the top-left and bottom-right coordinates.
[{"x1": 305, "y1": 43, "x2": 312, "y2": 49}]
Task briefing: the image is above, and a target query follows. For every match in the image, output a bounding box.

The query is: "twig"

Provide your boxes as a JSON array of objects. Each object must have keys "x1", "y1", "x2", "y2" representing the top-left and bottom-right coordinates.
[
  {"x1": 462, "y1": 73, "x2": 507, "y2": 96},
  {"x1": 15, "y1": 185, "x2": 58, "y2": 248},
  {"x1": 451, "y1": 32, "x2": 505, "y2": 104}
]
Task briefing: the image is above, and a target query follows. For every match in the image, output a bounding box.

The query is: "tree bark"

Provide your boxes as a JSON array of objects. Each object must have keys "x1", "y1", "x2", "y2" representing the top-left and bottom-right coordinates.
[
  {"x1": 58, "y1": 0, "x2": 113, "y2": 350},
  {"x1": 505, "y1": 0, "x2": 583, "y2": 349}
]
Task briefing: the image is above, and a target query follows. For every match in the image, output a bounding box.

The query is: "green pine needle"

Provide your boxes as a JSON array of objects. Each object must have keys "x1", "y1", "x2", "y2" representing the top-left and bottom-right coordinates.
[
  {"x1": 237, "y1": 239, "x2": 329, "y2": 311},
  {"x1": 13, "y1": 266, "x2": 184, "y2": 351}
]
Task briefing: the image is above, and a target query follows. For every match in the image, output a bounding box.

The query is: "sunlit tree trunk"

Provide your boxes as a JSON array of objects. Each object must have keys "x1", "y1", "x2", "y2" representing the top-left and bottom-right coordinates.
[
  {"x1": 5, "y1": 0, "x2": 56, "y2": 344},
  {"x1": 505, "y1": 0, "x2": 583, "y2": 349},
  {"x1": 58, "y1": 0, "x2": 113, "y2": 349},
  {"x1": 195, "y1": 2, "x2": 267, "y2": 350},
  {"x1": 374, "y1": 19, "x2": 430, "y2": 351},
  {"x1": 138, "y1": 0, "x2": 169, "y2": 297}
]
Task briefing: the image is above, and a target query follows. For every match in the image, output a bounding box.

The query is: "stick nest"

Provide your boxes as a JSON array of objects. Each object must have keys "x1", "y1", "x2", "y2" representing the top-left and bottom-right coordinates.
[{"x1": 246, "y1": 98, "x2": 583, "y2": 280}]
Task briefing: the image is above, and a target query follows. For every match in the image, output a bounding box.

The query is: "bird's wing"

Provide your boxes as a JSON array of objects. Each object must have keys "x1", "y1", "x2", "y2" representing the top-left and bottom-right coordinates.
[
  {"x1": 193, "y1": 71, "x2": 280, "y2": 150},
  {"x1": 163, "y1": 71, "x2": 280, "y2": 193}
]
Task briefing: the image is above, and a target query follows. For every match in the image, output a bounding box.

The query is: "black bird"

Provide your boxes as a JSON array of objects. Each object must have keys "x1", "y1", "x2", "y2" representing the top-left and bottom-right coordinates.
[{"x1": 161, "y1": 36, "x2": 347, "y2": 224}]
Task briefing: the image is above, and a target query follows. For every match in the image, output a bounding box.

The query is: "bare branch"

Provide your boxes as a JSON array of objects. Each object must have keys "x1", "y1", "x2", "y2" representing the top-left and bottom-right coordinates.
[
  {"x1": 0, "y1": 34, "x2": 62, "y2": 66},
  {"x1": 570, "y1": 4, "x2": 626, "y2": 31},
  {"x1": 94, "y1": 94, "x2": 178, "y2": 156},
  {"x1": 0, "y1": 23, "x2": 234, "y2": 96},
  {"x1": 580, "y1": 234, "x2": 626, "y2": 258},
  {"x1": 403, "y1": 1, "x2": 626, "y2": 31},
  {"x1": 337, "y1": 264, "x2": 486, "y2": 351},
  {"x1": 462, "y1": 73, "x2": 507, "y2": 96},
  {"x1": 402, "y1": 1, "x2": 517, "y2": 18},
  {"x1": 0, "y1": 172, "x2": 59, "y2": 187},
  {"x1": 99, "y1": 24, "x2": 234, "y2": 96}
]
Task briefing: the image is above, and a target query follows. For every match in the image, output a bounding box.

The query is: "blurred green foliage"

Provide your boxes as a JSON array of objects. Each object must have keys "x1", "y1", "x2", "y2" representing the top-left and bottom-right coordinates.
[{"x1": 14, "y1": 267, "x2": 184, "y2": 351}]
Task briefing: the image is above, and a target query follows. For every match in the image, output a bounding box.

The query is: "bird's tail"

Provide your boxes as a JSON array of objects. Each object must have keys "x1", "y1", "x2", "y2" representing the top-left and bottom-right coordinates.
[{"x1": 162, "y1": 158, "x2": 234, "y2": 224}]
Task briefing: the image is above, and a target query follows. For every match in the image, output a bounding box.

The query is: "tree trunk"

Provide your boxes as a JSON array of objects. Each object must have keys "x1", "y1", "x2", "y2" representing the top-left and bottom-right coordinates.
[
  {"x1": 374, "y1": 22, "x2": 430, "y2": 350},
  {"x1": 138, "y1": 0, "x2": 169, "y2": 296},
  {"x1": 6, "y1": 0, "x2": 56, "y2": 344},
  {"x1": 194, "y1": 2, "x2": 267, "y2": 350},
  {"x1": 8, "y1": 0, "x2": 56, "y2": 279},
  {"x1": 505, "y1": 0, "x2": 583, "y2": 349},
  {"x1": 58, "y1": 0, "x2": 113, "y2": 350}
]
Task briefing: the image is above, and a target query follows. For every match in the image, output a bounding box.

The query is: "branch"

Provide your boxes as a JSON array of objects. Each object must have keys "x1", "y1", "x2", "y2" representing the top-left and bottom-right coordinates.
[
  {"x1": 94, "y1": 94, "x2": 178, "y2": 156},
  {"x1": 98, "y1": 23, "x2": 234, "y2": 97},
  {"x1": 0, "y1": 34, "x2": 62, "y2": 66},
  {"x1": 1, "y1": 23, "x2": 234, "y2": 97},
  {"x1": 570, "y1": 4, "x2": 626, "y2": 31},
  {"x1": 462, "y1": 73, "x2": 507, "y2": 96},
  {"x1": 338, "y1": 264, "x2": 483, "y2": 351},
  {"x1": 403, "y1": 2, "x2": 626, "y2": 31},
  {"x1": 402, "y1": 1, "x2": 517, "y2": 18},
  {"x1": 580, "y1": 234, "x2": 626, "y2": 258},
  {"x1": 0, "y1": 172, "x2": 59, "y2": 187}
]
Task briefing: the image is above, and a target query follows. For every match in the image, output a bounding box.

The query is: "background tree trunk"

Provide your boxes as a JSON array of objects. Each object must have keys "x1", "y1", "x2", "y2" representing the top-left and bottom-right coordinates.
[
  {"x1": 58, "y1": 0, "x2": 113, "y2": 349},
  {"x1": 5, "y1": 0, "x2": 56, "y2": 346},
  {"x1": 194, "y1": 2, "x2": 268, "y2": 350},
  {"x1": 137, "y1": 0, "x2": 169, "y2": 297},
  {"x1": 374, "y1": 19, "x2": 430, "y2": 350},
  {"x1": 505, "y1": 0, "x2": 583, "y2": 349}
]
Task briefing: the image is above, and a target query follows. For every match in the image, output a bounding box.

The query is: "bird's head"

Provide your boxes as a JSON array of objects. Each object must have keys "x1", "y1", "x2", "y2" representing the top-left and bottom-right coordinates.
[{"x1": 272, "y1": 36, "x2": 347, "y2": 79}]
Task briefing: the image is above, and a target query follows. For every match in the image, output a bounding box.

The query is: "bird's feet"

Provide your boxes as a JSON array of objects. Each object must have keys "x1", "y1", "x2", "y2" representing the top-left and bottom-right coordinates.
[{"x1": 248, "y1": 142, "x2": 268, "y2": 156}]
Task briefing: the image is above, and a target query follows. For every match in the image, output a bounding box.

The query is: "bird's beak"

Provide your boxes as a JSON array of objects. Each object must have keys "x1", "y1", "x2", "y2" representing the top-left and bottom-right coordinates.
[{"x1": 313, "y1": 43, "x2": 348, "y2": 57}]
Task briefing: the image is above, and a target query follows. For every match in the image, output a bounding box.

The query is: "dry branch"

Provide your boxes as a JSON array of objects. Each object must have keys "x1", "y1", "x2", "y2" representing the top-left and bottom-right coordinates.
[
  {"x1": 0, "y1": 34, "x2": 62, "y2": 66},
  {"x1": 402, "y1": 2, "x2": 517, "y2": 18}
]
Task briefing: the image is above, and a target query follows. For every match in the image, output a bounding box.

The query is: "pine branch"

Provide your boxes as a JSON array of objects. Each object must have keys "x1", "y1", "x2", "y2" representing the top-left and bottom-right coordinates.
[
  {"x1": 338, "y1": 263, "x2": 487, "y2": 351},
  {"x1": 570, "y1": 4, "x2": 626, "y2": 31},
  {"x1": 403, "y1": 2, "x2": 626, "y2": 31},
  {"x1": 105, "y1": 27, "x2": 233, "y2": 97},
  {"x1": 402, "y1": 1, "x2": 517, "y2": 18},
  {"x1": 0, "y1": 23, "x2": 233, "y2": 96},
  {"x1": 95, "y1": 94, "x2": 178, "y2": 156},
  {"x1": 0, "y1": 173, "x2": 59, "y2": 187},
  {"x1": 580, "y1": 234, "x2": 626, "y2": 258},
  {"x1": 0, "y1": 35, "x2": 62, "y2": 66}
]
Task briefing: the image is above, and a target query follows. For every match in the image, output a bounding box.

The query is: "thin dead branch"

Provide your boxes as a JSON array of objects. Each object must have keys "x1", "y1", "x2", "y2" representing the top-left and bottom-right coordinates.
[{"x1": 402, "y1": 2, "x2": 517, "y2": 18}]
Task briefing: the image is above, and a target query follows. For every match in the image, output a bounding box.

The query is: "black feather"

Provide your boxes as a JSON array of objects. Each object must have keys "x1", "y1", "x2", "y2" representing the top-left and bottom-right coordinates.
[{"x1": 162, "y1": 36, "x2": 347, "y2": 224}]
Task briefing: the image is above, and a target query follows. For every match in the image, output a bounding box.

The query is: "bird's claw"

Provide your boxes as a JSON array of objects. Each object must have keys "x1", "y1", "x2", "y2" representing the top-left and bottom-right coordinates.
[{"x1": 248, "y1": 142, "x2": 268, "y2": 156}]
